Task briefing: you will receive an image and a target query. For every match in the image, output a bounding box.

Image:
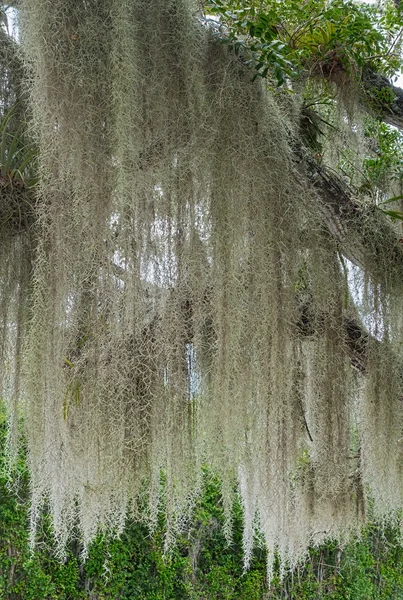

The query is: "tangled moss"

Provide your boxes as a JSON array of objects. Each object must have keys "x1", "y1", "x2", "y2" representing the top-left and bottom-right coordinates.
[{"x1": 0, "y1": 0, "x2": 400, "y2": 576}]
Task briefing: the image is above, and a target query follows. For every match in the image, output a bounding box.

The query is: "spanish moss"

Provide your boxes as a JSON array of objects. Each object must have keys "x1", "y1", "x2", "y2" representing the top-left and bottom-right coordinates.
[{"x1": 1, "y1": 0, "x2": 400, "y2": 575}]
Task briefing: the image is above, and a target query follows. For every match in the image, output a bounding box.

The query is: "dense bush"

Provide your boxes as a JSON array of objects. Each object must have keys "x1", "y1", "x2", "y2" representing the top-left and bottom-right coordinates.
[{"x1": 2, "y1": 413, "x2": 403, "y2": 599}]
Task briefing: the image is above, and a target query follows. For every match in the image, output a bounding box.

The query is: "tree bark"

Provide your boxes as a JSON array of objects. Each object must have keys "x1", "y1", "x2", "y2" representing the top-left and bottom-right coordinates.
[
  {"x1": 363, "y1": 69, "x2": 403, "y2": 130},
  {"x1": 294, "y1": 142, "x2": 403, "y2": 291}
]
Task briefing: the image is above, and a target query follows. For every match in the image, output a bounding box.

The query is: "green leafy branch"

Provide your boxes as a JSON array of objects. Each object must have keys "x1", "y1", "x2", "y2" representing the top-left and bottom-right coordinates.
[
  {"x1": 205, "y1": 0, "x2": 403, "y2": 87},
  {"x1": 377, "y1": 195, "x2": 403, "y2": 223}
]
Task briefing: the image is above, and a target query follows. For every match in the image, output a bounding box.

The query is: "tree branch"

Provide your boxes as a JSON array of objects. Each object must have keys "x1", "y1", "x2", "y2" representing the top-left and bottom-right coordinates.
[
  {"x1": 362, "y1": 69, "x2": 403, "y2": 130},
  {"x1": 293, "y1": 142, "x2": 403, "y2": 292}
]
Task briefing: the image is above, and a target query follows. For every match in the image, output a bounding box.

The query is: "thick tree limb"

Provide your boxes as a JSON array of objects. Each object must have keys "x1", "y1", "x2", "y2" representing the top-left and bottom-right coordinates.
[
  {"x1": 293, "y1": 143, "x2": 403, "y2": 291},
  {"x1": 297, "y1": 301, "x2": 369, "y2": 373},
  {"x1": 362, "y1": 69, "x2": 403, "y2": 130},
  {"x1": 343, "y1": 317, "x2": 370, "y2": 373},
  {"x1": 299, "y1": 69, "x2": 403, "y2": 292}
]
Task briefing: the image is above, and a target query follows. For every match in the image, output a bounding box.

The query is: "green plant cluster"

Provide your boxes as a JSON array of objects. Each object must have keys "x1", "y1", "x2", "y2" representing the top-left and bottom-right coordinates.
[
  {"x1": 205, "y1": 0, "x2": 403, "y2": 230},
  {"x1": 205, "y1": 0, "x2": 403, "y2": 87},
  {"x1": 0, "y1": 108, "x2": 37, "y2": 190},
  {"x1": 1, "y1": 416, "x2": 403, "y2": 599},
  {"x1": 364, "y1": 120, "x2": 403, "y2": 189}
]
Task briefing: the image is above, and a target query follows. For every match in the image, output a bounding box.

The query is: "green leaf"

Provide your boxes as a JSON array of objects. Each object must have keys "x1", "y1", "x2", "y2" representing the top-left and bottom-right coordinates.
[
  {"x1": 378, "y1": 195, "x2": 403, "y2": 205},
  {"x1": 379, "y1": 208, "x2": 403, "y2": 221}
]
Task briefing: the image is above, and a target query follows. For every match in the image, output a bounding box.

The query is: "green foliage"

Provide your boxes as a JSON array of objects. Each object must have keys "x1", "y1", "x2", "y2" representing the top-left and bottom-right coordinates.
[
  {"x1": 2, "y1": 417, "x2": 403, "y2": 599},
  {"x1": 377, "y1": 207, "x2": 403, "y2": 222},
  {"x1": 0, "y1": 417, "x2": 84, "y2": 600},
  {"x1": 205, "y1": 0, "x2": 403, "y2": 86},
  {"x1": 206, "y1": 0, "x2": 403, "y2": 231},
  {"x1": 363, "y1": 120, "x2": 403, "y2": 189},
  {"x1": 366, "y1": 84, "x2": 396, "y2": 112},
  {"x1": 0, "y1": 108, "x2": 37, "y2": 189},
  {"x1": 299, "y1": 93, "x2": 336, "y2": 151}
]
